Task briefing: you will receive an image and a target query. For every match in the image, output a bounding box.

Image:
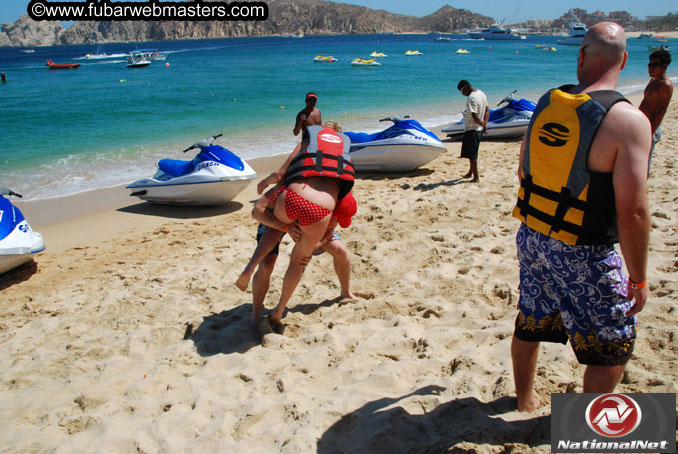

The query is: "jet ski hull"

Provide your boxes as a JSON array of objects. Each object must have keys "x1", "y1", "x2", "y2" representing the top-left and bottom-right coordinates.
[
  {"x1": 350, "y1": 141, "x2": 446, "y2": 172},
  {"x1": 442, "y1": 119, "x2": 530, "y2": 139},
  {"x1": 0, "y1": 220, "x2": 45, "y2": 275},
  {"x1": 127, "y1": 176, "x2": 255, "y2": 206}
]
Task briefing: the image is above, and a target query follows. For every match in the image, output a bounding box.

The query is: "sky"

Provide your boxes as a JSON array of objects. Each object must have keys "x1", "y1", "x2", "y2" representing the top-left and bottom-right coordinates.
[{"x1": 1, "y1": 0, "x2": 675, "y2": 24}]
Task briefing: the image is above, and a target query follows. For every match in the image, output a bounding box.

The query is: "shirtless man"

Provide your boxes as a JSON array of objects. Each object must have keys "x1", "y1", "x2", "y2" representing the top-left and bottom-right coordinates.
[
  {"x1": 294, "y1": 92, "x2": 322, "y2": 140},
  {"x1": 639, "y1": 49, "x2": 673, "y2": 170},
  {"x1": 511, "y1": 22, "x2": 651, "y2": 412}
]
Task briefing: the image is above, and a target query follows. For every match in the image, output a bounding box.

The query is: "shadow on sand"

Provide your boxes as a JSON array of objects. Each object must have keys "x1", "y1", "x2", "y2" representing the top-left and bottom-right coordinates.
[
  {"x1": 318, "y1": 386, "x2": 549, "y2": 454},
  {"x1": 117, "y1": 201, "x2": 243, "y2": 219},
  {"x1": 0, "y1": 260, "x2": 39, "y2": 291}
]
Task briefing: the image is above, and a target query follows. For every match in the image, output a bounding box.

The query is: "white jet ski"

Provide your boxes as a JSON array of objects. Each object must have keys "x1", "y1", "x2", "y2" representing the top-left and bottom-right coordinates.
[
  {"x1": 344, "y1": 117, "x2": 446, "y2": 172},
  {"x1": 442, "y1": 90, "x2": 536, "y2": 140},
  {"x1": 0, "y1": 187, "x2": 45, "y2": 275},
  {"x1": 127, "y1": 134, "x2": 257, "y2": 206}
]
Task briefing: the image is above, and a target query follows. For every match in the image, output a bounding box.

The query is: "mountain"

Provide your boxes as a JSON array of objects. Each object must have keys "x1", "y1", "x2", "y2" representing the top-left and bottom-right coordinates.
[{"x1": 0, "y1": 0, "x2": 494, "y2": 47}]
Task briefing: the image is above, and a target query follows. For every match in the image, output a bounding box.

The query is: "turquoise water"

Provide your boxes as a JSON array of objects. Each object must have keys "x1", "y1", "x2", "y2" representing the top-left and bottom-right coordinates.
[{"x1": 0, "y1": 34, "x2": 672, "y2": 200}]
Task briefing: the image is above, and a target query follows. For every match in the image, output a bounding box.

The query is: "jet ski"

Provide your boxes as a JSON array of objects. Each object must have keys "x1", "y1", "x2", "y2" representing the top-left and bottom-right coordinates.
[
  {"x1": 345, "y1": 117, "x2": 446, "y2": 172},
  {"x1": 126, "y1": 134, "x2": 257, "y2": 206},
  {"x1": 0, "y1": 187, "x2": 45, "y2": 275},
  {"x1": 442, "y1": 90, "x2": 536, "y2": 140}
]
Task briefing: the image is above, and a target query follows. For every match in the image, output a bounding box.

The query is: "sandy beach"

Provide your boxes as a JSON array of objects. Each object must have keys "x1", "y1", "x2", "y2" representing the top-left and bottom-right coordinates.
[{"x1": 1, "y1": 94, "x2": 676, "y2": 453}]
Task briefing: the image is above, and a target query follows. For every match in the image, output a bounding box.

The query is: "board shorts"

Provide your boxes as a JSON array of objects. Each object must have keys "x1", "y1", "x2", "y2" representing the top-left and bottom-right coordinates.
[
  {"x1": 514, "y1": 223, "x2": 637, "y2": 366},
  {"x1": 460, "y1": 129, "x2": 482, "y2": 160}
]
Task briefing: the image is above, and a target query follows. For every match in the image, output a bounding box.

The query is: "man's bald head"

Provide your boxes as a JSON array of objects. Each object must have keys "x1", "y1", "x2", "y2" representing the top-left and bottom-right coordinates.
[{"x1": 578, "y1": 22, "x2": 627, "y2": 86}]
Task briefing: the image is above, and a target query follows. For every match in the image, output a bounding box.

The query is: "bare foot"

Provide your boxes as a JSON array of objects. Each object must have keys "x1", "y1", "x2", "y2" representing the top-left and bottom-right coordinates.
[
  {"x1": 470, "y1": 178, "x2": 480, "y2": 183},
  {"x1": 250, "y1": 320, "x2": 262, "y2": 341},
  {"x1": 516, "y1": 393, "x2": 541, "y2": 413},
  {"x1": 462, "y1": 172, "x2": 473, "y2": 179},
  {"x1": 235, "y1": 271, "x2": 251, "y2": 291},
  {"x1": 340, "y1": 291, "x2": 358, "y2": 300}
]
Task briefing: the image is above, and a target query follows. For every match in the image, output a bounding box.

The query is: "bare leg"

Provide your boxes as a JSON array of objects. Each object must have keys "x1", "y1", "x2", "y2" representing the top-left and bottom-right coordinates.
[
  {"x1": 583, "y1": 365, "x2": 625, "y2": 393},
  {"x1": 322, "y1": 239, "x2": 356, "y2": 299},
  {"x1": 511, "y1": 336, "x2": 541, "y2": 412},
  {"x1": 462, "y1": 158, "x2": 473, "y2": 179},
  {"x1": 250, "y1": 254, "x2": 277, "y2": 338},
  {"x1": 236, "y1": 228, "x2": 284, "y2": 291},
  {"x1": 269, "y1": 217, "x2": 330, "y2": 324},
  {"x1": 470, "y1": 159, "x2": 479, "y2": 182}
]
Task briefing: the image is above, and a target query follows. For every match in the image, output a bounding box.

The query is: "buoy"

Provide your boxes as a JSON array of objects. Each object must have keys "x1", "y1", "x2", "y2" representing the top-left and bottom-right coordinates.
[
  {"x1": 515, "y1": 50, "x2": 519, "y2": 54},
  {"x1": 488, "y1": 46, "x2": 492, "y2": 50},
  {"x1": 165, "y1": 62, "x2": 170, "y2": 67}
]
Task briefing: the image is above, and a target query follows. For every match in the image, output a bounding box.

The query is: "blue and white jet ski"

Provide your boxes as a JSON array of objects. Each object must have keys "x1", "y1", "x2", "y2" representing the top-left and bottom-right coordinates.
[
  {"x1": 127, "y1": 134, "x2": 257, "y2": 206},
  {"x1": 442, "y1": 90, "x2": 536, "y2": 139},
  {"x1": 0, "y1": 187, "x2": 45, "y2": 275},
  {"x1": 345, "y1": 118, "x2": 446, "y2": 172}
]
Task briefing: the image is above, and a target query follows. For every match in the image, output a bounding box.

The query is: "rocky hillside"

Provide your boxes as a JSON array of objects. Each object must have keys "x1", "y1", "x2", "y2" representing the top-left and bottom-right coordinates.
[{"x1": 0, "y1": 0, "x2": 494, "y2": 47}]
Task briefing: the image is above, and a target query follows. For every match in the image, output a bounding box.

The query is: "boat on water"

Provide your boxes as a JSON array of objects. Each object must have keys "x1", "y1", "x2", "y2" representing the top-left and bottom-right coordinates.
[
  {"x1": 313, "y1": 55, "x2": 338, "y2": 62},
  {"x1": 468, "y1": 25, "x2": 526, "y2": 40},
  {"x1": 404, "y1": 50, "x2": 423, "y2": 56},
  {"x1": 653, "y1": 38, "x2": 670, "y2": 43},
  {"x1": 46, "y1": 59, "x2": 80, "y2": 69},
  {"x1": 434, "y1": 36, "x2": 451, "y2": 42},
  {"x1": 0, "y1": 187, "x2": 45, "y2": 275},
  {"x1": 127, "y1": 134, "x2": 257, "y2": 206},
  {"x1": 557, "y1": 13, "x2": 587, "y2": 46},
  {"x1": 541, "y1": 46, "x2": 557, "y2": 52},
  {"x1": 369, "y1": 51, "x2": 388, "y2": 58},
  {"x1": 637, "y1": 33, "x2": 654, "y2": 39},
  {"x1": 20, "y1": 49, "x2": 35, "y2": 53},
  {"x1": 648, "y1": 44, "x2": 671, "y2": 52},
  {"x1": 456, "y1": 48, "x2": 470, "y2": 54},
  {"x1": 137, "y1": 49, "x2": 168, "y2": 61},
  {"x1": 351, "y1": 58, "x2": 380, "y2": 67},
  {"x1": 126, "y1": 51, "x2": 151, "y2": 68},
  {"x1": 345, "y1": 118, "x2": 446, "y2": 172}
]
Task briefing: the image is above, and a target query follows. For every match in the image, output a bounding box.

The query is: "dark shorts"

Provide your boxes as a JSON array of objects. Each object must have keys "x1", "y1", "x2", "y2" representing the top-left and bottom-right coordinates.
[
  {"x1": 514, "y1": 224, "x2": 636, "y2": 366},
  {"x1": 460, "y1": 129, "x2": 482, "y2": 160},
  {"x1": 257, "y1": 224, "x2": 281, "y2": 256}
]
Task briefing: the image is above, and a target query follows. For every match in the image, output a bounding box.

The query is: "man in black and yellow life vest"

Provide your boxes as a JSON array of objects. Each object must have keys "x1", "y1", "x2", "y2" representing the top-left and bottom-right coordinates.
[{"x1": 510, "y1": 22, "x2": 652, "y2": 412}]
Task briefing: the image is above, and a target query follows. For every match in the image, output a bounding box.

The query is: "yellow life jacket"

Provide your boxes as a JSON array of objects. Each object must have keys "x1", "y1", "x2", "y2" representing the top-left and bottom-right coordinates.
[{"x1": 512, "y1": 86, "x2": 629, "y2": 245}]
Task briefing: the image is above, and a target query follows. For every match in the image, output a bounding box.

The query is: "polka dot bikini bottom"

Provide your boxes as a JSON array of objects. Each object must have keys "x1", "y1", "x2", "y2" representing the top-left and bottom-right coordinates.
[{"x1": 284, "y1": 187, "x2": 331, "y2": 226}]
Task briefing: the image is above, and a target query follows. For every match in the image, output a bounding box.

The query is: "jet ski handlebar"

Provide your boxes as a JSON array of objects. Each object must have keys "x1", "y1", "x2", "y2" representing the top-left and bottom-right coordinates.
[
  {"x1": 183, "y1": 134, "x2": 223, "y2": 153},
  {"x1": 497, "y1": 90, "x2": 519, "y2": 107},
  {"x1": 0, "y1": 187, "x2": 23, "y2": 198},
  {"x1": 379, "y1": 116, "x2": 410, "y2": 123}
]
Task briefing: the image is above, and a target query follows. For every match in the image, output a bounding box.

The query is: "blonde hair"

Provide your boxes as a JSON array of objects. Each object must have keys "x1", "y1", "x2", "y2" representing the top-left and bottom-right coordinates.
[{"x1": 324, "y1": 120, "x2": 343, "y2": 132}]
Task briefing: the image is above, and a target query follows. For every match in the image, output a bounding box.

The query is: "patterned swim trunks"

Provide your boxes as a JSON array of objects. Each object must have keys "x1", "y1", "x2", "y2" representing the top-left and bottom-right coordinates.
[{"x1": 514, "y1": 224, "x2": 637, "y2": 366}]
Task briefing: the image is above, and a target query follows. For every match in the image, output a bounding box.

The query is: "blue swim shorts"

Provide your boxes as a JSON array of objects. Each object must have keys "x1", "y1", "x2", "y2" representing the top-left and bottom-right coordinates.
[{"x1": 514, "y1": 224, "x2": 637, "y2": 366}]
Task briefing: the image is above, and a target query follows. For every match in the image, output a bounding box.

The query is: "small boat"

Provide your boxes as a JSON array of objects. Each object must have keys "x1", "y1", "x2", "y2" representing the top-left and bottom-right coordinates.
[
  {"x1": 369, "y1": 51, "x2": 388, "y2": 58},
  {"x1": 434, "y1": 37, "x2": 451, "y2": 42},
  {"x1": 345, "y1": 118, "x2": 446, "y2": 172},
  {"x1": 653, "y1": 38, "x2": 670, "y2": 43},
  {"x1": 313, "y1": 55, "x2": 338, "y2": 62},
  {"x1": 127, "y1": 135, "x2": 257, "y2": 206},
  {"x1": 648, "y1": 45, "x2": 671, "y2": 52},
  {"x1": 456, "y1": 48, "x2": 470, "y2": 54},
  {"x1": 46, "y1": 59, "x2": 80, "y2": 69},
  {"x1": 557, "y1": 12, "x2": 587, "y2": 46},
  {"x1": 541, "y1": 46, "x2": 557, "y2": 52},
  {"x1": 0, "y1": 187, "x2": 45, "y2": 275},
  {"x1": 20, "y1": 49, "x2": 35, "y2": 53},
  {"x1": 126, "y1": 51, "x2": 151, "y2": 68},
  {"x1": 351, "y1": 58, "x2": 380, "y2": 67},
  {"x1": 405, "y1": 50, "x2": 423, "y2": 56},
  {"x1": 137, "y1": 49, "x2": 169, "y2": 60}
]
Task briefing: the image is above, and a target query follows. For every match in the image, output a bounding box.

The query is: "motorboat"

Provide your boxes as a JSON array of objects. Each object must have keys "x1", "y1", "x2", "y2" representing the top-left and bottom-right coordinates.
[
  {"x1": 442, "y1": 90, "x2": 536, "y2": 140},
  {"x1": 345, "y1": 117, "x2": 446, "y2": 172},
  {"x1": 351, "y1": 58, "x2": 380, "y2": 66},
  {"x1": 126, "y1": 51, "x2": 151, "y2": 68},
  {"x1": 313, "y1": 55, "x2": 338, "y2": 62},
  {"x1": 369, "y1": 51, "x2": 388, "y2": 58},
  {"x1": 468, "y1": 25, "x2": 526, "y2": 40},
  {"x1": 434, "y1": 37, "x2": 451, "y2": 42},
  {"x1": 557, "y1": 13, "x2": 587, "y2": 46},
  {"x1": 137, "y1": 49, "x2": 168, "y2": 60},
  {"x1": 405, "y1": 50, "x2": 423, "y2": 56},
  {"x1": 46, "y1": 59, "x2": 80, "y2": 69},
  {"x1": 126, "y1": 134, "x2": 257, "y2": 205},
  {"x1": 0, "y1": 187, "x2": 45, "y2": 275},
  {"x1": 456, "y1": 48, "x2": 470, "y2": 54},
  {"x1": 648, "y1": 44, "x2": 671, "y2": 52}
]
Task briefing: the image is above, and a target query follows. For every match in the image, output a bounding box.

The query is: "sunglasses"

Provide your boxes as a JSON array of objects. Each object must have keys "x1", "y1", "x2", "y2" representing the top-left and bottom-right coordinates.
[
  {"x1": 648, "y1": 62, "x2": 662, "y2": 68},
  {"x1": 576, "y1": 44, "x2": 588, "y2": 61}
]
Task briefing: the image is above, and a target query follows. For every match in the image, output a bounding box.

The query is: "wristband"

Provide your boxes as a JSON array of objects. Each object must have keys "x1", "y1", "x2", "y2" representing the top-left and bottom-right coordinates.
[
  {"x1": 284, "y1": 224, "x2": 288, "y2": 233},
  {"x1": 629, "y1": 279, "x2": 646, "y2": 290}
]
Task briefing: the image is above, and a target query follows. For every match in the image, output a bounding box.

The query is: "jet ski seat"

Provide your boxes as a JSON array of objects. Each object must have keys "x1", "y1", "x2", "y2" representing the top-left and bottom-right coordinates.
[{"x1": 158, "y1": 159, "x2": 195, "y2": 177}]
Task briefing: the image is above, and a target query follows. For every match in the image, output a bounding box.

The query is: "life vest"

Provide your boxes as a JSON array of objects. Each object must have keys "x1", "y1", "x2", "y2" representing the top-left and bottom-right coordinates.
[
  {"x1": 512, "y1": 86, "x2": 629, "y2": 245},
  {"x1": 285, "y1": 125, "x2": 355, "y2": 199}
]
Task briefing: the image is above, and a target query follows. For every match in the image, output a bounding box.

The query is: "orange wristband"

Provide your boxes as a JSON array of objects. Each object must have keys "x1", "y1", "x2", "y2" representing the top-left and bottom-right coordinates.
[
  {"x1": 284, "y1": 224, "x2": 288, "y2": 233},
  {"x1": 629, "y1": 279, "x2": 647, "y2": 290}
]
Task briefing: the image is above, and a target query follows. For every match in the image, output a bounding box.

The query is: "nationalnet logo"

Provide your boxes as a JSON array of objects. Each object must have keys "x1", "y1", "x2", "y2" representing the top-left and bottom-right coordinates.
[{"x1": 551, "y1": 393, "x2": 676, "y2": 453}]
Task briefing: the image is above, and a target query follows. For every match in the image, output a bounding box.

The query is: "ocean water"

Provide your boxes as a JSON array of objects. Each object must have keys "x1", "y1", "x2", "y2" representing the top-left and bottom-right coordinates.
[{"x1": 0, "y1": 33, "x2": 672, "y2": 201}]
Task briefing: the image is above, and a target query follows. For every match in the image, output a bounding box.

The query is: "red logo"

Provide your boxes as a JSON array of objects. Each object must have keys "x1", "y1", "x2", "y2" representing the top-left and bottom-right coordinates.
[{"x1": 586, "y1": 394, "x2": 642, "y2": 437}]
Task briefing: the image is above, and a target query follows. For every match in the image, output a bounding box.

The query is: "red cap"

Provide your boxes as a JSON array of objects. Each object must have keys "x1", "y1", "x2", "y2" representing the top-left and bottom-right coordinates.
[
  {"x1": 334, "y1": 192, "x2": 357, "y2": 228},
  {"x1": 306, "y1": 92, "x2": 318, "y2": 100}
]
